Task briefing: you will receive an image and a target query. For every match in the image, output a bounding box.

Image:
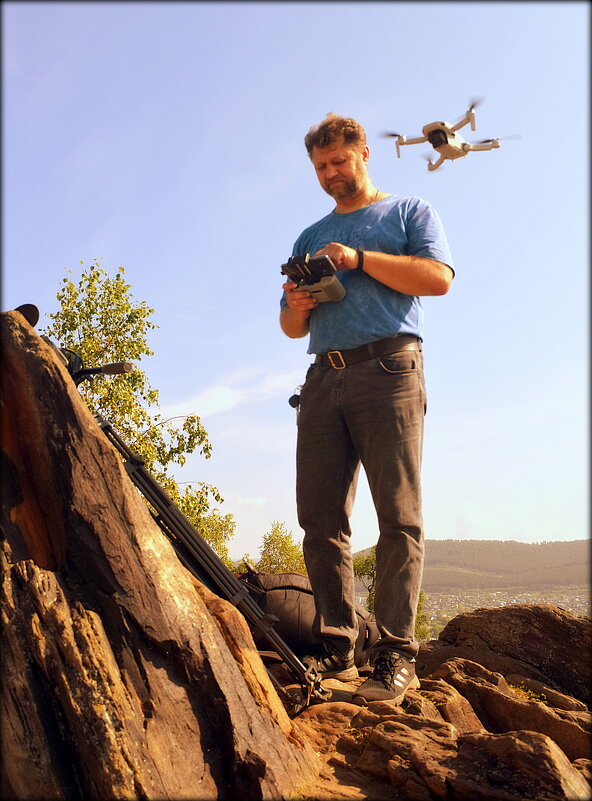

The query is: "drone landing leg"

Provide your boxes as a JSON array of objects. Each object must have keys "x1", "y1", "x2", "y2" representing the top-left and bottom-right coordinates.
[{"x1": 427, "y1": 154, "x2": 447, "y2": 172}]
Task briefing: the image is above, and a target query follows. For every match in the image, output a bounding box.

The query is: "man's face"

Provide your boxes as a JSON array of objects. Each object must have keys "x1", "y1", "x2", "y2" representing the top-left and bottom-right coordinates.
[{"x1": 311, "y1": 139, "x2": 370, "y2": 200}]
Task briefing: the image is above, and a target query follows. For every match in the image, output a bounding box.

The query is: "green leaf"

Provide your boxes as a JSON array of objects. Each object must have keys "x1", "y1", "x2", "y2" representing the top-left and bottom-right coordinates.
[
  {"x1": 256, "y1": 521, "x2": 307, "y2": 575},
  {"x1": 41, "y1": 258, "x2": 235, "y2": 562}
]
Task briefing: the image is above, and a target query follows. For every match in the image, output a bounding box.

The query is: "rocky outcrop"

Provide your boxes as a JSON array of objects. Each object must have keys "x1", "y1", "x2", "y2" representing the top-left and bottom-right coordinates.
[
  {"x1": 2, "y1": 309, "x2": 590, "y2": 801},
  {"x1": 294, "y1": 607, "x2": 591, "y2": 800},
  {"x1": 0, "y1": 310, "x2": 319, "y2": 800},
  {"x1": 417, "y1": 603, "x2": 591, "y2": 706}
]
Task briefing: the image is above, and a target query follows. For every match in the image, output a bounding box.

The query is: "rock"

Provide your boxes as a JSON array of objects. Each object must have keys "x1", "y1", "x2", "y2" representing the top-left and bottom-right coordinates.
[
  {"x1": 3, "y1": 309, "x2": 591, "y2": 801},
  {"x1": 431, "y1": 658, "x2": 591, "y2": 761},
  {"x1": 418, "y1": 604, "x2": 591, "y2": 706},
  {"x1": 360, "y1": 713, "x2": 458, "y2": 797},
  {"x1": 451, "y1": 730, "x2": 591, "y2": 801},
  {"x1": 506, "y1": 674, "x2": 589, "y2": 712},
  {"x1": 416, "y1": 677, "x2": 485, "y2": 734},
  {"x1": 573, "y1": 758, "x2": 592, "y2": 784},
  {"x1": 294, "y1": 619, "x2": 591, "y2": 799},
  {"x1": 398, "y1": 687, "x2": 446, "y2": 722},
  {"x1": 314, "y1": 702, "x2": 591, "y2": 801},
  {"x1": 0, "y1": 311, "x2": 320, "y2": 800},
  {"x1": 295, "y1": 701, "x2": 361, "y2": 755}
]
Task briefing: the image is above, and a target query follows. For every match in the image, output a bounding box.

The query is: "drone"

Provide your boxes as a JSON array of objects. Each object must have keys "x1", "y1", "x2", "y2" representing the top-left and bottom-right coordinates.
[{"x1": 383, "y1": 100, "x2": 514, "y2": 172}]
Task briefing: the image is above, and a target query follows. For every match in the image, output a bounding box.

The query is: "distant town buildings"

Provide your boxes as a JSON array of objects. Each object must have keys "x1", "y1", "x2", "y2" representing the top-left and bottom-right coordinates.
[{"x1": 355, "y1": 585, "x2": 590, "y2": 642}]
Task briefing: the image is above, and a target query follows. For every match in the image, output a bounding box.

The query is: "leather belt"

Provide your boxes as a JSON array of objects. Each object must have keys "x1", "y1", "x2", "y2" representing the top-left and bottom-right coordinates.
[{"x1": 316, "y1": 335, "x2": 422, "y2": 370}]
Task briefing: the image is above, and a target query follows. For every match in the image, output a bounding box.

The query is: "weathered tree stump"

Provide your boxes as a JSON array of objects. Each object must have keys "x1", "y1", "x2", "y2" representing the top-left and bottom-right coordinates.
[{"x1": 0, "y1": 310, "x2": 320, "y2": 800}]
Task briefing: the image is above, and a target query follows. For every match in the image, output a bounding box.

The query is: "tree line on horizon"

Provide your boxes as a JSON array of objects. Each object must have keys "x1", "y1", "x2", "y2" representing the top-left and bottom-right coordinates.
[
  {"x1": 355, "y1": 538, "x2": 587, "y2": 572},
  {"x1": 423, "y1": 538, "x2": 588, "y2": 572}
]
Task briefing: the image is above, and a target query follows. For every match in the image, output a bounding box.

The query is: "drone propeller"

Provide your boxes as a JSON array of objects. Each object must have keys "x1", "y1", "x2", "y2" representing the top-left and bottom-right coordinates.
[
  {"x1": 477, "y1": 133, "x2": 521, "y2": 144},
  {"x1": 380, "y1": 131, "x2": 405, "y2": 158},
  {"x1": 468, "y1": 96, "x2": 485, "y2": 112},
  {"x1": 420, "y1": 152, "x2": 447, "y2": 173}
]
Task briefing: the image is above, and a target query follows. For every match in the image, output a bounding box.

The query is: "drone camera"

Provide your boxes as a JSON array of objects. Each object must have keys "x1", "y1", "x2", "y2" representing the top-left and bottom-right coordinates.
[{"x1": 427, "y1": 129, "x2": 448, "y2": 148}]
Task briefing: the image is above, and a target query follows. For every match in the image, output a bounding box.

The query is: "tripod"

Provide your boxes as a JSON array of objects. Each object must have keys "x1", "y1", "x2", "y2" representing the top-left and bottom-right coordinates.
[{"x1": 94, "y1": 415, "x2": 331, "y2": 715}]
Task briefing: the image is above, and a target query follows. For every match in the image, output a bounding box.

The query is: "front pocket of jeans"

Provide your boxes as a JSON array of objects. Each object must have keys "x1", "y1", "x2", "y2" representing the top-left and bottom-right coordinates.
[
  {"x1": 304, "y1": 363, "x2": 318, "y2": 380},
  {"x1": 378, "y1": 354, "x2": 416, "y2": 374}
]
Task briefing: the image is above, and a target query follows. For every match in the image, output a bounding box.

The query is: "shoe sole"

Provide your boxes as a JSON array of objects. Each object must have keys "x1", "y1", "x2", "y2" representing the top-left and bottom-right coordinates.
[{"x1": 351, "y1": 674, "x2": 420, "y2": 706}]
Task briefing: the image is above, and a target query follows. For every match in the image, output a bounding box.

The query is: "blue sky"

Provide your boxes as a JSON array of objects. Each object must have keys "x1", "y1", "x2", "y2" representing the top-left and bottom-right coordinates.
[{"x1": 3, "y1": 2, "x2": 588, "y2": 560}]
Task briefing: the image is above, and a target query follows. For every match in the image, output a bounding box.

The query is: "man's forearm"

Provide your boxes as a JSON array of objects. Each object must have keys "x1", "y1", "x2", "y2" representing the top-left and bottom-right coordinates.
[
  {"x1": 362, "y1": 252, "x2": 453, "y2": 296},
  {"x1": 280, "y1": 305, "x2": 310, "y2": 338}
]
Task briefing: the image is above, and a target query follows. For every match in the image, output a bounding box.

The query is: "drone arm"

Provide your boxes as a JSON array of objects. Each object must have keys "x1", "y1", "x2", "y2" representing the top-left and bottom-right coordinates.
[
  {"x1": 462, "y1": 140, "x2": 500, "y2": 152},
  {"x1": 452, "y1": 107, "x2": 477, "y2": 132},
  {"x1": 394, "y1": 134, "x2": 427, "y2": 158},
  {"x1": 400, "y1": 135, "x2": 428, "y2": 146},
  {"x1": 452, "y1": 114, "x2": 471, "y2": 132}
]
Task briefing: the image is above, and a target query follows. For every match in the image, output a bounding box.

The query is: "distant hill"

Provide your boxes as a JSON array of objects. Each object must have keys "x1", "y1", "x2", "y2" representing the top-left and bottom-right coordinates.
[{"x1": 354, "y1": 539, "x2": 590, "y2": 592}]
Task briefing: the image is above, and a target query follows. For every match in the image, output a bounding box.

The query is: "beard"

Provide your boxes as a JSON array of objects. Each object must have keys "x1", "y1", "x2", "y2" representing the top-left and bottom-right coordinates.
[{"x1": 324, "y1": 177, "x2": 359, "y2": 200}]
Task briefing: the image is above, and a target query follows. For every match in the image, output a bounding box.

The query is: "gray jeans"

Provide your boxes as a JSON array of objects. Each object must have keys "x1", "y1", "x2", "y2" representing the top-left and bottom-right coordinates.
[{"x1": 296, "y1": 345, "x2": 426, "y2": 659}]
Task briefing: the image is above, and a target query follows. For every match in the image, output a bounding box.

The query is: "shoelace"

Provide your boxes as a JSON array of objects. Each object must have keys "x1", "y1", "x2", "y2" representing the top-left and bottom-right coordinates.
[{"x1": 373, "y1": 652, "x2": 403, "y2": 685}]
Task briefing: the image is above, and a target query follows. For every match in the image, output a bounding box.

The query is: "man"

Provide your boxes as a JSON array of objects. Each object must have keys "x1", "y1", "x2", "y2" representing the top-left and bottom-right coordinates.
[{"x1": 280, "y1": 113, "x2": 454, "y2": 705}]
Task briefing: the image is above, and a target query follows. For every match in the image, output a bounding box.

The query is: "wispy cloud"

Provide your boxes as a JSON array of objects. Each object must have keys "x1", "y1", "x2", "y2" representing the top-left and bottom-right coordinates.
[
  {"x1": 238, "y1": 496, "x2": 267, "y2": 506},
  {"x1": 160, "y1": 367, "x2": 304, "y2": 419}
]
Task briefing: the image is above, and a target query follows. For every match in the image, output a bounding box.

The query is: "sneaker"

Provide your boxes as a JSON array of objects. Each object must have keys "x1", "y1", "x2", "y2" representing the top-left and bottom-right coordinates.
[
  {"x1": 302, "y1": 640, "x2": 359, "y2": 680},
  {"x1": 352, "y1": 649, "x2": 419, "y2": 705}
]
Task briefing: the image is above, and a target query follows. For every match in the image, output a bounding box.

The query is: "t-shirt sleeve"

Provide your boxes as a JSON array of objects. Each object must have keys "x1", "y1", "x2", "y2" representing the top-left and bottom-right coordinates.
[{"x1": 406, "y1": 198, "x2": 455, "y2": 275}]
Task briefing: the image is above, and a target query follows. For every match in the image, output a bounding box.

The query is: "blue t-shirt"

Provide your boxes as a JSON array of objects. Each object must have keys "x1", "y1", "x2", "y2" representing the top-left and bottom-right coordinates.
[{"x1": 280, "y1": 194, "x2": 454, "y2": 353}]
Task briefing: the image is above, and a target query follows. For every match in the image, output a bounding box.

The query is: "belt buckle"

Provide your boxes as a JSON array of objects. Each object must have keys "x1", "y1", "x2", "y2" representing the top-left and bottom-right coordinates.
[{"x1": 327, "y1": 350, "x2": 346, "y2": 370}]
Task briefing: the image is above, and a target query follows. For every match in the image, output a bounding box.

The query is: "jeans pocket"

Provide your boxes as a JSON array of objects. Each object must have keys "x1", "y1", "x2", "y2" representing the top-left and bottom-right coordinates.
[
  {"x1": 305, "y1": 362, "x2": 318, "y2": 381},
  {"x1": 377, "y1": 352, "x2": 417, "y2": 375}
]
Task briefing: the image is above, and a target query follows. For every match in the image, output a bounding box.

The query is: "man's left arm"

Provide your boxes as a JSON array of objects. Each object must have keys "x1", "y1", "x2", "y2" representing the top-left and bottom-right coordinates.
[{"x1": 313, "y1": 243, "x2": 453, "y2": 297}]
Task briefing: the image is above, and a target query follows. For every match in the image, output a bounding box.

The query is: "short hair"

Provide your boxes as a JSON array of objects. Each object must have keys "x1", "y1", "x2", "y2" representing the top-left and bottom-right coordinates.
[{"x1": 304, "y1": 113, "x2": 367, "y2": 158}]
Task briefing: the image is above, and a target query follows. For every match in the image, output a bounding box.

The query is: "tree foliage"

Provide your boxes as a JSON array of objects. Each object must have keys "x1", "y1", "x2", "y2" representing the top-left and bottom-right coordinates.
[
  {"x1": 253, "y1": 521, "x2": 307, "y2": 575},
  {"x1": 353, "y1": 546, "x2": 429, "y2": 641},
  {"x1": 353, "y1": 546, "x2": 377, "y2": 611},
  {"x1": 42, "y1": 259, "x2": 235, "y2": 564},
  {"x1": 414, "y1": 592, "x2": 430, "y2": 643}
]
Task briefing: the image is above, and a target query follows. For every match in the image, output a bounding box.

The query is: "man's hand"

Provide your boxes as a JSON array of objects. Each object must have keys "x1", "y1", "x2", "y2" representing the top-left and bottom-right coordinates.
[
  {"x1": 280, "y1": 281, "x2": 317, "y2": 338},
  {"x1": 282, "y1": 281, "x2": 318, "y2": 315},
  {"x1": 313, "y1": 242, "x2": 360, "y2": 270},
  {"x1": 314, "y1": 245, "x2": 453, "y2": 296}
]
